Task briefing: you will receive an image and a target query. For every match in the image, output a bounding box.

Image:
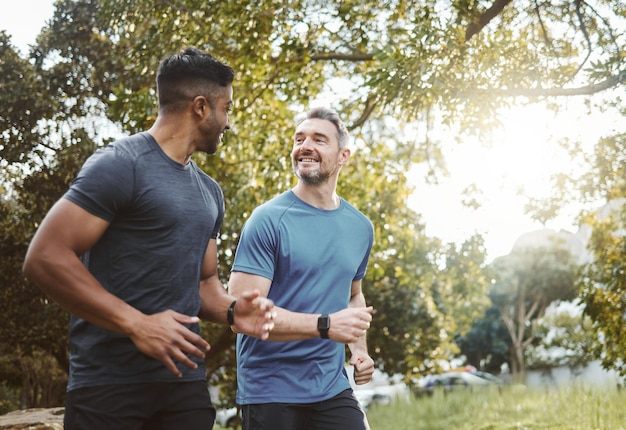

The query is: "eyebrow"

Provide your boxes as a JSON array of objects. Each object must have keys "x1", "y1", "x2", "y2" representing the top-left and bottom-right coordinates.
[{"x1": 294, "y1": 131, "x2": 330, "y2": 140}]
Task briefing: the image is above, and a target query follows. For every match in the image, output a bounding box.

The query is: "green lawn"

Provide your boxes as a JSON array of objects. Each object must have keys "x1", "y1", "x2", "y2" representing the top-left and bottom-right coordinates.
[
  {"x1": 366, "y1": 384, "x2": 626, "y2": 430},
  {"x1": 213, "y1": 384, "x2": 626, "y2": 430}
]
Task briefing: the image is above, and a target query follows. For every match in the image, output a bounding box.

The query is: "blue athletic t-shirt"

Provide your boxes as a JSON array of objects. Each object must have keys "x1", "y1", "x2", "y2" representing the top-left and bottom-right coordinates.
[
  {"x1": 232, "y1": 190, "x2": 374, "y2": 404},
  {"x1": 63, "y1": 132, "x2": 224, "y2": 391}
]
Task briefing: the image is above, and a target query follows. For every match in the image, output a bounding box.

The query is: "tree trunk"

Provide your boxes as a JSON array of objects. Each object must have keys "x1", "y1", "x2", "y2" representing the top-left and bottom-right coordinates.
[{"x1": 509, "y1": 340, "x2": 526, "y2": 383}]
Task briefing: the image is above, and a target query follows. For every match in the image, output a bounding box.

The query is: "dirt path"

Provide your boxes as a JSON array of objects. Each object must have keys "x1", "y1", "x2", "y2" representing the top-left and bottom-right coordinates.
[{"x1": 0, "y1": 408, "x2": 64, "y2": 429}]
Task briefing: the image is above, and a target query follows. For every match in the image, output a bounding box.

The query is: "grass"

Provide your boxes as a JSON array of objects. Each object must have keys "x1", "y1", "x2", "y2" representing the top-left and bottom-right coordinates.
[{"x1": 365, "y1": 384, "x2": 626, "y2": 430}]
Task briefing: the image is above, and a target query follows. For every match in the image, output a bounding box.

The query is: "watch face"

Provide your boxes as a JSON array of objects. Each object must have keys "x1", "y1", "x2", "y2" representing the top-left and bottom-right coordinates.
[
  {"x1": 318, "y1": 315, "x2": 330, "y2": 339},
  {"x1": 318, "y1": 315, "x2": 330, "y2": 329}
]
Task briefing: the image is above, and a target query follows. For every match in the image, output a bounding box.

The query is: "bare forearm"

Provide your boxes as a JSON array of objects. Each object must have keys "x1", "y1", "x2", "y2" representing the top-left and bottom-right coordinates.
[
  {"x1": 198, "y1": 276, "x2": 234, "y2": 324},
  {"x1": 349, "y1": 290, "x2": 367, "y2": 310},
  {"x1": 348, "y1": 291, "x2": 369, "y2": 354},
  {"x1": 264, "y1": 307, "x2": 319, "y2": 342},
  {"x1": 261, "y1": 304, "x2": 373, "y2": 344},
  {"x1": 348, "y1": 330, "x2": 369, "y2": 355}
]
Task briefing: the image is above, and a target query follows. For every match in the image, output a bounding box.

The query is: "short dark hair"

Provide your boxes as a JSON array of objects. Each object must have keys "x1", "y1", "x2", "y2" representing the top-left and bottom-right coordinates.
[
  {"x1": 295, "y1": 107, "x2": 350, "y2": 149},
  {"x1": 156, "y1": 47, "x2": 235, "y2": 112}
]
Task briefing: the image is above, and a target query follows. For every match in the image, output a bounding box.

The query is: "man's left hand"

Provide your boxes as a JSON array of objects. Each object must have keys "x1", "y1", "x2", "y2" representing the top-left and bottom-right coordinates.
[
  {"x1": 350, "y1": 353, "x2": 375, "y2": 385},
  {"x1": 232, "y1": 289, "x2": 276, "y2": 339}
]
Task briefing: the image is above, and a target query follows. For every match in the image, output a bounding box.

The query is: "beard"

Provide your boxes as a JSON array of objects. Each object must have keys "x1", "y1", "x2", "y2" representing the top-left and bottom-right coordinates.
[{"x1": 293, "y1": 163, "x2": 331, "y2": 185}]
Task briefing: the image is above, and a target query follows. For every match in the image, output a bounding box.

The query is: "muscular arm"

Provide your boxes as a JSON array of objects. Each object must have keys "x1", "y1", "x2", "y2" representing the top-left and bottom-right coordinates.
[
  {"x1": 228, "y1": 271, "x2": 372, "y2": 343},
  {"x1": 23, "y1": 199, "x2": 148, "y2": 333},
  {"x1": 22, "y1": 198, "x2": 210, "y2": 377}
]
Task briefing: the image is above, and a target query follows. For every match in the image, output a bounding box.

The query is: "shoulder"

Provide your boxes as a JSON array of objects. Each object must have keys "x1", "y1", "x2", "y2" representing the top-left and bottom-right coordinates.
[
  {"x1": 108, "y1": 132, "x2": 161, "y2": 161},
  {"x1": 191, "y1": 163, "x2": 222, "y2": 191},
  {"x1": 241, "y1": 191, "x2": 296, "y2": 235},
  {"x1": 250, "y1": 190, "x2": 296, "y2": 217},
  {"x1": 340, "y1": 199, "x2": 373, "y2": 230},
  {"x1": 84, "y1": 132, "x2": 154, "y2": 168}
]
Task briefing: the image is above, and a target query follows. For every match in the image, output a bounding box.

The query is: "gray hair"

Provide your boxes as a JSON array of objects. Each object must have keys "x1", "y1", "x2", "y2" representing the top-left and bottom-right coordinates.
[{"x1": 295, "y1": 107, "x2": 350, "y2": 149}]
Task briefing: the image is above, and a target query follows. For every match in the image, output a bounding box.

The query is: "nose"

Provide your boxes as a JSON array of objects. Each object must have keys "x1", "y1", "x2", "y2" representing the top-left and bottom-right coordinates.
[{"x1": 300, "y1": 136, "x2": 314, "y2": 150}]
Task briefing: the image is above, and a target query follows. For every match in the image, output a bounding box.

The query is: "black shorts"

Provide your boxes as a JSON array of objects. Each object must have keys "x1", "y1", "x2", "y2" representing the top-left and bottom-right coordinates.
[
  {"x1": 241, "y1": 388, "x2": 369, "y2": 430},
  {"x1": 64, "y1": 380, "x2": 215, "y2": 430}
]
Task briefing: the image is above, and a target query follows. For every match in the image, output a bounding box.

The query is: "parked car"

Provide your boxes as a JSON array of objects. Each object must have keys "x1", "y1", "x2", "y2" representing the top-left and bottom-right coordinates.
[
  {"x1": 472, "y1": 370, "x2": 505, "y2": 384},
  {"x1": 215, "y1": 407, "x2": 241, "y2": 429},
  {"x1": 354, "y1": 388, "x2": 393, "y2": 410},
  {"x1": 414, "y1": 370, "x2": 502, "y2": 397},
  {"x1": 353, "y1": 381, "x2": 410, "y2": 410},
  {"x1": 347, "y1": 366, "x2": 410, "y2": 410}
]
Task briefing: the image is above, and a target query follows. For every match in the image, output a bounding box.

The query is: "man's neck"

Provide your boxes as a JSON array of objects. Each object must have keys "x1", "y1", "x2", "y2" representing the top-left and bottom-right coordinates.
[
  {"x1": 292, "y1": 183, "x2": 340, "y2": 210},
  {"x1": 148, "y1": 118, "x2": 194, "y2": 165}
]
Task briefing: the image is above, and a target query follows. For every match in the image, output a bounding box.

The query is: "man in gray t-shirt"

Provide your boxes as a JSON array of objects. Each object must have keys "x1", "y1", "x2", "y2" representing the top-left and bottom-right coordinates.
[{"x1": 23, "y1": 47, "x2": 275, "y2": 430}]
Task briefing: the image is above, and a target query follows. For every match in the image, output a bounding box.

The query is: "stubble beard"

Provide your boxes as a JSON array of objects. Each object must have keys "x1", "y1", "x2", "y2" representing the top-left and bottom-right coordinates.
[{"x1": 293, "y1": 162, "x2": 331, "y2": 186}]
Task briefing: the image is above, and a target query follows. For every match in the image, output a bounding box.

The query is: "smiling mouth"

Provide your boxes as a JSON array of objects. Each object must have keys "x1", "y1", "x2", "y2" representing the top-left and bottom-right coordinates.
[{"x1": 299, "y1": 157, "x2": 318, "y2": 163}]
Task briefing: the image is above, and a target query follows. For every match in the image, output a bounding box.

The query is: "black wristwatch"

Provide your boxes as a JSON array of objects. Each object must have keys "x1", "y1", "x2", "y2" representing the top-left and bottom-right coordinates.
[{"x1": 317, "y1": 314, "x2": 330, "y2": 339}]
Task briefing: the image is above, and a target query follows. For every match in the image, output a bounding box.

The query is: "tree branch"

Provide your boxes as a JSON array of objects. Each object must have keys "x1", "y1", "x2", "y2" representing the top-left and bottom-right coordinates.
[
  {"x1": 516, "y1": 291, "x2": 526, "y2": 342},
  {"x1": 532, "y1": 0, "x2": 554, "y2": 52},
  {"x1": 499, "y1": 309, "x2": 517, "y2": 342},
  {"x1": 573, "y1": 0, "x2": 593, "y2": 78},
  {"x1": 465, "y1": 0, "x2": 513, "y2": 42},
  {"x1": 470, "y1": 70, "x2": 626, "y2": 97},
  {"x1": 524, "y1": 299, "x2": 540, "y2": 322},
  {"x1": 309, "y1": 53, "x2": 374, "y2": 62},
  {"x1": 583, "y1": 0, "x2": 621, "y2": 54},
  {"x1": 350, "y1": 95, "x2": 378, "y2": 130}
]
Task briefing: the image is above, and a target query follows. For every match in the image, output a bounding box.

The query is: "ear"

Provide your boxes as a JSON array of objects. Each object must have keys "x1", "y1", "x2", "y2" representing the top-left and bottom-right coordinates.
[
  {"x1": 338, "y1": 147, "x2": 351, "y2": 166},
  {"x1": 191, "y1": 95, "x2": 207, "y2": 117}
]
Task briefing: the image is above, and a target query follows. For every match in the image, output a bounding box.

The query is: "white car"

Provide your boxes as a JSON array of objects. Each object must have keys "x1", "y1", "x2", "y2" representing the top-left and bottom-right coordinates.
[
  {"x1": 353, "y1": 388, "x2": 392, "y2": 410},
  {"x1": 215, "y1": 407, "x2": 240, "y2": 428},
  {"x1": 350, "y1": 367, "x2": 409, "y2": 410}
]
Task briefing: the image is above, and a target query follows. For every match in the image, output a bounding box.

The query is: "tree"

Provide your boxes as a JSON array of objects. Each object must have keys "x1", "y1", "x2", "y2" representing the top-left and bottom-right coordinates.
[
  {"x1": 553, "y1": 130, "x2": 626, "y2": 378},
  {"x1": 456, "y1": 306, "x2": 511, "y2": 374},
  {"x1": 88, "y1": 0, "x2": 626, "y2": 135},
  {"x1": 489, "y1": 240, "x2": 579, "y2": 380},
  {"x1": 0, "y1": 28, "x2": 106, "y2": 407},
  {"x1": 525, "y1": 305, "x2": 596, "y2": 374},
  {"x1": 578, "y1": 200, "x2": 626, "y2": 378},
  {"x1": 435, "y1": 235, "x2": 491, "y2": 337},
  {"x1": 0, "y1": 3, "x2": 118, "y2": 406}
]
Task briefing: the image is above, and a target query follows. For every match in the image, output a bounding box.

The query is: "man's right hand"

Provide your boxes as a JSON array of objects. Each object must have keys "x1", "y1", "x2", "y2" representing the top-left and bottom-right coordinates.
[
  {"x1": 328, "y1": 306, "x2": 373, "y2": 343},
  {"x1": 128, "y1": 310, "x2": 210, "y2": 378}
]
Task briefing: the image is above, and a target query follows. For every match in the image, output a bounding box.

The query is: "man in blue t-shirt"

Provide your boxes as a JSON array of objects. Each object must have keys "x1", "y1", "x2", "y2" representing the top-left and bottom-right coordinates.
[
  {"x1": 229, "y1": 106, "x2": 375, "y2": 430},
  {"x1": 22, "y1": 47, "x2": 275, "y2": 430}
]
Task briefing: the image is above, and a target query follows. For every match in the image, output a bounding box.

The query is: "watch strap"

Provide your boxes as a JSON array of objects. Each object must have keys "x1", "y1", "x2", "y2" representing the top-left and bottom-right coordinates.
[
  {"x1": 227, "y1": 300, "x2": 237, "y2": 326},
  {"x1": 317, "y1": 314, "x2": 330, "y2": 339}
]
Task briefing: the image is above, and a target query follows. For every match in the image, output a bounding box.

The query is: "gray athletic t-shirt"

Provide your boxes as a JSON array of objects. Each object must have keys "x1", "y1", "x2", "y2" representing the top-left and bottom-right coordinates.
[{"x1": 63, "y1": 132, "x2": 224, "y2": 390}]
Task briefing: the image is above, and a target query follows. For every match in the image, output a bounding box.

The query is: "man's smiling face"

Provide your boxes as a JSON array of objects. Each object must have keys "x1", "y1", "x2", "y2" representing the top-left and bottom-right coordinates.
[{"x1": 291, "y1": 118, "x2": 344, "y2": 186}]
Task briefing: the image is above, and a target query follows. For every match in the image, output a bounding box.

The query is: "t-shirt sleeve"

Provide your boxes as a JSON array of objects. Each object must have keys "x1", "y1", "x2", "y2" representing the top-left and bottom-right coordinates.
[
  {"x1": 63, "y1": 146, "x2": 134, "y2": 222},
  {"x1": 195, "y1": 166, "x2": 225, "y2": 240},
  {"x1": 231, "y1": 208, "x2": 277, "y2": 281},
  {"x1": 355, "y1": 217, "x2": 375, "y2": 280},
  {"x1": 211, "y1": 185, "x2": 225, "y2": 240}
]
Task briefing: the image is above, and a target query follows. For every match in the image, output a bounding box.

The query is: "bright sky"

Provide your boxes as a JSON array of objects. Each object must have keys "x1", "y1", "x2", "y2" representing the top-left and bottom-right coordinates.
[
  {"x1": 3, "y1": 1, "x2": 621, "y2": 262},
  {"x1": 0, "y1": 0, "x2": 54, "y2": 55},
  {"x1": 408, "y1": 102, "x2": 617, "y2": 261}
]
